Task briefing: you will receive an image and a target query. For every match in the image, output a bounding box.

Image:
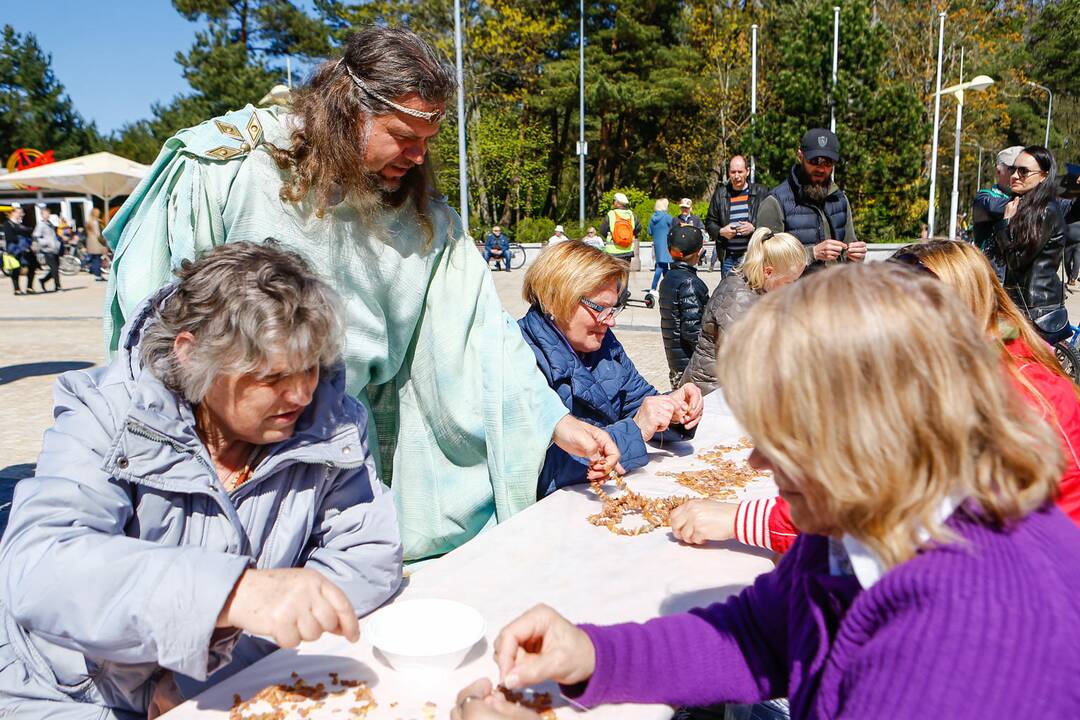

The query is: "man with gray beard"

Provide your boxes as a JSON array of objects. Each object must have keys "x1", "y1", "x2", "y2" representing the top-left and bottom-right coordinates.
[{"x1": 757, "y1": 128, "x2": 864, "y2": 272}]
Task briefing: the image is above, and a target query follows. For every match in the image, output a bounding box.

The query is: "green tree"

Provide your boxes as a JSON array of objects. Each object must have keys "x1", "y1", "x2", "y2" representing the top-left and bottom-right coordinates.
[
  {"x1": 746, "y1": 0, "x2": 927, "y2": 241},
  {"x1": 111, "y1": 0, "x2": 330, "y2": 153},
  {"x1": 0, "y1": 25, "x2": 102, "y2": 160}
]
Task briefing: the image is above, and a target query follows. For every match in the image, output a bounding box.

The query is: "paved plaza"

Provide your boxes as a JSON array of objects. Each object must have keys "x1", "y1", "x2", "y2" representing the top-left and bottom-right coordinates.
[
  {"x1": 7, "y1": 253, "x2": 1080, "y2": 524},
  {"x1": 0, "y1": 258, "x2": 726, "y2": 521}
]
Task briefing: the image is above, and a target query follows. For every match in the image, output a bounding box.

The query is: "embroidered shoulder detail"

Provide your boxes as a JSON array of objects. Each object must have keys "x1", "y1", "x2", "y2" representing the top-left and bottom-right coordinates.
[
  {"x1": 205, "y1": 145, "x2": 246, "y2": 161},
  {"x1": 214, "y1": 119, "x2": 244, "y2": 141},
  {"x1": 245, "y1": 112, "x2": 264, "y2": 146}
]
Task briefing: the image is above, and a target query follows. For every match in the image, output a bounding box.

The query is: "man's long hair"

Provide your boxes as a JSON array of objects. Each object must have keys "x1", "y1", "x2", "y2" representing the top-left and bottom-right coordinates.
[{"x1": 267, "y1": 26, "x2": 455, "y2": 226}]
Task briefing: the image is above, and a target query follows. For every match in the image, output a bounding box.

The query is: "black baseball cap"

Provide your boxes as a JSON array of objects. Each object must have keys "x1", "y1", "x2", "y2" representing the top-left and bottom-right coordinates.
[
  {"x1": 669, "y1": 224, "x2": 703, "y2": 256},
  {"x1": 800, "y1": 128, "x2": 840, "y2": 162}
]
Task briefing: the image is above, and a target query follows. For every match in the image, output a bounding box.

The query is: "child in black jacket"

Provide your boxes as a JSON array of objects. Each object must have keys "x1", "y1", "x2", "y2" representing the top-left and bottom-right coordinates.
[{"x1": 659, "y1": 225, "x2": 710, "y2": 387}]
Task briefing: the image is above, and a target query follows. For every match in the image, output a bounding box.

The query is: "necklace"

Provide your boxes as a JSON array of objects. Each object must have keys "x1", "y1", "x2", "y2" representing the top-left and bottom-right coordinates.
[{"x1": 221, "y1": 444, "x2": 263, "y2": 492}]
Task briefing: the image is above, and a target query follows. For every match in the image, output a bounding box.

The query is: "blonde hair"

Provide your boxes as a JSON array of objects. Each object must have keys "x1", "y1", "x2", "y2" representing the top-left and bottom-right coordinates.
[
  {"x1": 738, "y1": 228, "x2": 806, "y2": 291},
  {"x1": 905, "y1": 240, "x2": 1079, "y2": 399},
  {"x1": 522, "y1": 242, "x2": 629, "y2": 324},
  {"x1": 718, "y1": 263, "x2": 1061, "y2": 568},
  {"x1": 654, "y1": 198, "x2": 669, "y2": 212}
]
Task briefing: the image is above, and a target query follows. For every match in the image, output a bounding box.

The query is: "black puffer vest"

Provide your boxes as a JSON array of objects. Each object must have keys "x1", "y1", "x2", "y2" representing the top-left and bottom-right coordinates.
[{"x1": 771, "y1": 165, "x2": 850, "y2": 247}]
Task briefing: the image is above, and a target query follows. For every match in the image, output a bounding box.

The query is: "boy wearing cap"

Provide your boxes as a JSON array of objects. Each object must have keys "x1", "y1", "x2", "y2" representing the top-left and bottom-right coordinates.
[
  {"x1": 757, "y1": 128, "x2": 864, "y2": 271},
  {"x1": 659, "y1": 225, "x2": 709, "y2": 387},
  {"x1": 599, "y1": 192, "x2": 639, "y2": 261}
]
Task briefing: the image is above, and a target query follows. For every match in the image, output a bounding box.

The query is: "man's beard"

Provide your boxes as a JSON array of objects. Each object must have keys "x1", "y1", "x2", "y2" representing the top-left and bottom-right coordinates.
[
  {"x1": 803, "y1": 182, "x2": 831, "y2": 203},
  {"x1": 338, "y1": 163, "x2": 427, "y2": 216}
]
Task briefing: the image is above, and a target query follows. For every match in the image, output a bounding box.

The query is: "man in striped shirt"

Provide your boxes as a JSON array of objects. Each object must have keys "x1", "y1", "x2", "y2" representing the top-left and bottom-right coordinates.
[{"x1": 705, "y1": 155, "x2": 768, "y2": 275}]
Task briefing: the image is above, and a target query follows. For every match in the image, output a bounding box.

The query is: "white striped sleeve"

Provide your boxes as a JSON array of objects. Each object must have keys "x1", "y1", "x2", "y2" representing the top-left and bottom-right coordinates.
[{"x1": 733, "y1": 497, "x2": 777, "y2": 551}]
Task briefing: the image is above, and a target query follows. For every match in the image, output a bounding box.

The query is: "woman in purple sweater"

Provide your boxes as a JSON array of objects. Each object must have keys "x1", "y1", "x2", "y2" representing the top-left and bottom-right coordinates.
[{"x1": 452, "y1": 263, "x2": 1080, "y2": 720}]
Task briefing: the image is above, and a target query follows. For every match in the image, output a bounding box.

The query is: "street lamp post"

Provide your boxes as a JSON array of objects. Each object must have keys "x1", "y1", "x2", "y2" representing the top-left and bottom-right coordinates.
[
  {"x1": 1027, "y1": 80, "x2": 1053, "y2": 149},
  {"x1": 750, "y1": 23, "x2": 758, "y2": 184},
  {"x1": 937, "y1": 51, "x2": 994, "y2": 241},
  {"x1": 927, "y1": 12, "x2": 946, "y2": 238},
  {"x1": 830, "y1": 7, "x2": 840, "y2": 133},
  {"x1": 578, "y1": 0, "x2": 586, "y2": 229},
  {"x1": 453, "y1": 0, "x2": 469, "y2": 237}
]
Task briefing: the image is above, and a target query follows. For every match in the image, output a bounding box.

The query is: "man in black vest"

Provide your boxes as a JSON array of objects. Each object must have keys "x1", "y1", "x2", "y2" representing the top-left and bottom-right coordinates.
[{"x1": 757, "y1": 128, "x2": 865, "y2": 270}]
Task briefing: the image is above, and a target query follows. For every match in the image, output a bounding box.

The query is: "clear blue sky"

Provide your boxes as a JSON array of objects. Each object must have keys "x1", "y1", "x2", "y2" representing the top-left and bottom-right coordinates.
[{"x1": 10, "y1": 1, "x2": 198, "y2": 134}]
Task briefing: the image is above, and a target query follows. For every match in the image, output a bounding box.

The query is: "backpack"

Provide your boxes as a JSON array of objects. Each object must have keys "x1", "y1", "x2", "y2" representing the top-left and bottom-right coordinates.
[{"x1": 610, "y1": 211, "x2": 634, "y2": 249}]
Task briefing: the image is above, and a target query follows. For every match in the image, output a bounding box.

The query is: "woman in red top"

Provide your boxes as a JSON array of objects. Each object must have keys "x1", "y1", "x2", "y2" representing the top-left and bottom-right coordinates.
[{"x1": 670, "y1": 240, "x2": 1080, "y2": 549}]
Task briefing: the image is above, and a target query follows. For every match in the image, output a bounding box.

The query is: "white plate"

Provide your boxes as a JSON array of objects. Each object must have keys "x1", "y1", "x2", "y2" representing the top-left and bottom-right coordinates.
[{"x1": 366, "y1": 598, "x2": 486, "y2": 671}]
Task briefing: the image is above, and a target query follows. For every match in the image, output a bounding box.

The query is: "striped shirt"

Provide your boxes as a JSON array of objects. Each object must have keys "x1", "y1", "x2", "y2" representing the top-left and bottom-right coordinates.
[{"x1": 728, "y1": 189, "x2": 750, "y2": 236}]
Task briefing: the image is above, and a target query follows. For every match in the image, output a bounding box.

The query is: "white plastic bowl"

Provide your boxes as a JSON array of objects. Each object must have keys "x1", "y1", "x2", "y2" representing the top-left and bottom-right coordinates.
[{"x1": 366, "y1": 598, "x2": 486, "y2": 671}]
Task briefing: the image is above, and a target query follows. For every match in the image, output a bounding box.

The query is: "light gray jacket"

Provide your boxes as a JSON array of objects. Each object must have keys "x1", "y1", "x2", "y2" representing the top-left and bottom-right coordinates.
[
  {"x1": 679, "y1": 272, "x2": 761, "y2": 394},
  {"x1": 0, "y1": 288, "x2": 402, "y2": 719}
]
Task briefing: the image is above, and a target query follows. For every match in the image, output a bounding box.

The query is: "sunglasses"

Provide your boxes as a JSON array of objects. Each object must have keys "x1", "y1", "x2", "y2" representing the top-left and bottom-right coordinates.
[
  {"x1": 1009, "y1": 165, "x2": 1045, "y2": 180},
  {"x1": 580, "y1": 289, "x2": 630, "y2": 323},
  {"x1": 807, "y1": 157, "x2": 836, "y2": 168},
  {"x1": 889, "y1": 251, "x2": 938, "y2": 278}
]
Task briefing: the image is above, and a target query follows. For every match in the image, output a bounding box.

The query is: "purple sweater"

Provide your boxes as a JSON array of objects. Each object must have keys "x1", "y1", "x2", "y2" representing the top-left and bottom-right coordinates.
[{"x1": 571, "y1": 505, "x2": 1080, "y2": 717}]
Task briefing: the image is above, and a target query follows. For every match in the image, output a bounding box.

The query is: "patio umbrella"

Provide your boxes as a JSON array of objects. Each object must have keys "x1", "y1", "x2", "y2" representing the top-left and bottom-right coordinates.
[{"x1": 0, "y1": 151, "x2": 149, "y2": 216}]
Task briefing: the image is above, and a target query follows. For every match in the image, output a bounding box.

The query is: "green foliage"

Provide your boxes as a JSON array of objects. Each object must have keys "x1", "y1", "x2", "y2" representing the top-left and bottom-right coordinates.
[
  {"x1": 509, "y1": 216, "x2": 559, "y2": 244},
  {"x1": 0, "y1": 25, "x2": 103, "y2": 160},
  {"x1": 745, "y1": 0, "x2": 927, "y2": 242}
]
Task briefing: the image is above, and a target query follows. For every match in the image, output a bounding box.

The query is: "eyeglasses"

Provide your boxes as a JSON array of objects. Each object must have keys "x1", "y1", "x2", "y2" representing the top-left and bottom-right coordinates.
[
  {"x1": 889, "y1": 251, "x2": 938, "y2": 278},
  {"x1": 808, "y1": 157, "x2": 836, "y2": 168},
  {"x1": 1009, "y1": 165, "x2": 1045, "y2": 180},
  {"x1": 579, "y1": 290, "x2": 630, "y2": 323}
]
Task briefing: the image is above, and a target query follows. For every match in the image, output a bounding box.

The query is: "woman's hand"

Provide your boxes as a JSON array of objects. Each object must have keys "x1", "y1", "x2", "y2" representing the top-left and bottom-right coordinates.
[
  {"x1": 1004, "y1": 196, "x2": 1021, "y2": 221},
  {"x1": 669, "y1": 499, "x2": 738, "y2": 545},
  {"x1": 670, "y1": 383, "x2": 704, "y2": 429},
  {"x1": 451, "y1": 680, "x2": 541, "y2": 720},
  {"x1": 216, "y1": 568, "x2": 360, "y2": 648},
  {"x1": 552, "y1": 415, "x2": 621, "y2": 480},
  {"x1": 634, "y1": 395, "x2": 677, "y2": 441},
  {"x1": 494, "y1": 604, "x2": 596, "y2": 690}
]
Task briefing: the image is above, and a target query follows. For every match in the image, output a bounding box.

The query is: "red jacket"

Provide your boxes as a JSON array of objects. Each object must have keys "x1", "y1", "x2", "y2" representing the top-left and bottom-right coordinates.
[
  {"x1": 734, "y1": 337, "x2": 1080, "y2": 554},
  {"x1": 1006, "y1": 338, "x2": 1080, "y2": 525}
]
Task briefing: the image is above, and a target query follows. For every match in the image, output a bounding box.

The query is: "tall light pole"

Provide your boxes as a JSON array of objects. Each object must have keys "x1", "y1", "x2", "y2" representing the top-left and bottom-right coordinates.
[
  {"x1": 927, "y1": 11, "x2": 946, "y2": 238},
  {"x1": 750, "y1": 23, "x2": 758, "y2": 183},
  {"x1": 1027, "y1": 80, "x2": 1053, "y2": 149},
  {"x1": 938, "y1": 54, "x2": 994, "y2": 241},
  {"x1": 578, "y1": 0, "x2": 586, "y2": 229},
  {"x1": 830, "y1": 7, "x2": 840, "y2": 133},
  {"x1": 453, "y1": 0, "x2": 469, "y2": 236},
  {"x1": 965, "y1": 142, "x2": 986, "y2": 190}
]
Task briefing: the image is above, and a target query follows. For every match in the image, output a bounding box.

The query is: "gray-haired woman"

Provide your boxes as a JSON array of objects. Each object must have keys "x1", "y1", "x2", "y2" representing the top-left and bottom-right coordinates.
[{"x1": 0, "y1": 242, "x2": 402, "y2": 718}]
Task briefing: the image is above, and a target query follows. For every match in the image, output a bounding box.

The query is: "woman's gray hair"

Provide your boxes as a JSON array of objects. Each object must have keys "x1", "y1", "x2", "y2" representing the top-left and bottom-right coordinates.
[{"x1": 140, "y1": 241, "x2": 345, "y2": 403}]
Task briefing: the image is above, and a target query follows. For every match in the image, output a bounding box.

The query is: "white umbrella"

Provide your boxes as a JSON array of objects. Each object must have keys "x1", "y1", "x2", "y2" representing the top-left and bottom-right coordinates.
[{"x1": 0, "y1": 151, "x2": 149, "y2": 215}]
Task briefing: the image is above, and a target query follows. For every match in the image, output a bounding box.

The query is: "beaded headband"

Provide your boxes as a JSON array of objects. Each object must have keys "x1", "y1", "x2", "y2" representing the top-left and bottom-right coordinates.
[{"x1": 337, "y1": 58, "x2": 447, "y2": 123}]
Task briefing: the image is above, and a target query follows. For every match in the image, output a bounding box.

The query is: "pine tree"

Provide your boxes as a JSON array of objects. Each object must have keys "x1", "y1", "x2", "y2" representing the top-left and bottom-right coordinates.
[
  {"x1": 745, "y1": 0, "x2": 928, "y2": 241},
  {"x1": 0, "y1": 25, "x2": 102, "y2": 161}
]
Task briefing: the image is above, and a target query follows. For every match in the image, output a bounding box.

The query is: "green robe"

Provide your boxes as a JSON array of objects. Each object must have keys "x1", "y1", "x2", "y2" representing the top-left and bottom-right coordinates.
[{"x1": 103, "y1": 105, "x2": 568, "y2": 562}]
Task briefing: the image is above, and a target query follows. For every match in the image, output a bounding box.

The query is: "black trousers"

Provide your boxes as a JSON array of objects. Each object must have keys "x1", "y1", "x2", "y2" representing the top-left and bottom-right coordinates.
[
  {"x1": 8, "y1": 252, "x2": 37, "y2": 292},
  {"x1": 40, "y1": 252, "x2": 60, "y2": 290}
]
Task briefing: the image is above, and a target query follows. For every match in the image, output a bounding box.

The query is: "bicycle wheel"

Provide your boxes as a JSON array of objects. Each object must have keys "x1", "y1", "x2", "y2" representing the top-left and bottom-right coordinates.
[
  {"x1": 59, "y1": 255, "x2": 81, "y2": 275},
  {"x1": 1054, "y1": 341, "x2": 1080, "y2": 383},
  {"x1": 509, "y1": 243, "x2": 526, "y2": 270}
]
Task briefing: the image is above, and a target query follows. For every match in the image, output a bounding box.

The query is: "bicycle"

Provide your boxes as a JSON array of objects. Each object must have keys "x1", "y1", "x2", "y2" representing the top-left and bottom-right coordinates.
[{"x1": 1053, "y1": 322, "x2": 1080, "y2": 383}]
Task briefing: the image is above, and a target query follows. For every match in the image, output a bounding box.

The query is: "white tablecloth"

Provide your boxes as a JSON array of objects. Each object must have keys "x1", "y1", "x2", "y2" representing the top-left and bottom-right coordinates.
[{"x1": 164, "y1": 392, "x2": 777, "y2": 719}]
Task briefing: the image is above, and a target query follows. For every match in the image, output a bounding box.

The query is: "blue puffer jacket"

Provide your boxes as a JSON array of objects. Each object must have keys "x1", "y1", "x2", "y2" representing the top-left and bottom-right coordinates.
[
  {"x1": 0, "y1": 286, "x2": 402, "y2": 719},
  {"x1": 518, "y1": 307, "x2": 658, "y2": 498}
]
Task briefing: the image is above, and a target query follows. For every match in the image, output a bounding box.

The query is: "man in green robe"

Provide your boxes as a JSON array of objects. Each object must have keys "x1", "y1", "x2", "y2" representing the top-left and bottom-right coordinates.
[{"x1": 104, "y1": 26, "x2": 618, "y2": 563}]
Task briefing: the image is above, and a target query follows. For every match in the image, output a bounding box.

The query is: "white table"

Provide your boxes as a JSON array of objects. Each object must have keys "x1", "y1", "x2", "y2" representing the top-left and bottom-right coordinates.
[{"x1": 164, "y1": 392, "x2": 776, "y2": 719}]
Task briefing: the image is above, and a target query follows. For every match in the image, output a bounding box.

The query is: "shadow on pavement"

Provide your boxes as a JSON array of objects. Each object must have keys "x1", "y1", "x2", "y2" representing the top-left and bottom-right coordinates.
[
  {"x1": 0, "y1": 360, "x2": 94, "y2": 385},
  {"x1": 0, "y1": 463, "x2": 34, "y2": 536}
]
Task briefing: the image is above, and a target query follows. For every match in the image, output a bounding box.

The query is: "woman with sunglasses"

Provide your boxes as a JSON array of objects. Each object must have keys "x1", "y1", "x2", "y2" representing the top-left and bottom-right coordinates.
[
  {"x1": 518, "y1": 242, "x2": 705, "y2": 499},
  {"x1": 992, "y1": 145, "x2": 1070, "y2": 342}
]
